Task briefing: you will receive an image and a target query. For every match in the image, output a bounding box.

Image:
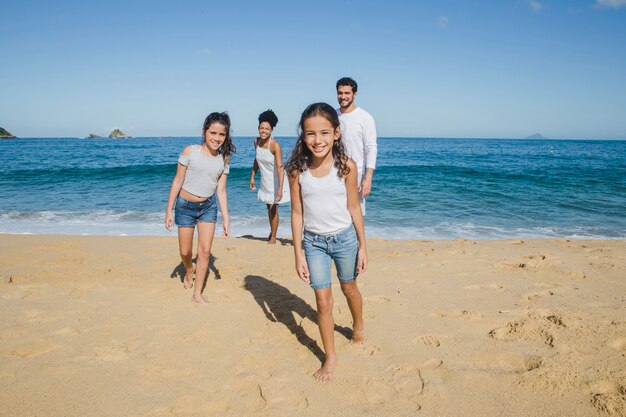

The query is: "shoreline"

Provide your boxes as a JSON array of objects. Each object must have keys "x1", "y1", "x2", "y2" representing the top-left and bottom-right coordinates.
[{"x1": 1, "y1": 234, "x2": 624, "y2": 416}]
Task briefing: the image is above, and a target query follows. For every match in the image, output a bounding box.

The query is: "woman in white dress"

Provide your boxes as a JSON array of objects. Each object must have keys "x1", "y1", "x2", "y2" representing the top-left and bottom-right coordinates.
[{"x1": 249, "y1": 109, "x2": 290, "y2": 244}]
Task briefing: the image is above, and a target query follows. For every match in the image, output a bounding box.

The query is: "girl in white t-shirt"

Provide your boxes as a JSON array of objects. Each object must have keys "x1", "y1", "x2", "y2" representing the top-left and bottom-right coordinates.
[
  {"x1": 165, "y1": 112, "x2": 235, "y2": 305},
  {"x1": 286, "y1": 102, "x2": 368, "y2": 382}
]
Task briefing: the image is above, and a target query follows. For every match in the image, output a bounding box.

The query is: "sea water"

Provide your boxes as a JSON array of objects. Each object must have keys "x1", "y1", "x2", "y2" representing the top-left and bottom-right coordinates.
[{"x1": 1, "y1": 137, "x2": 624, "y2": 239}]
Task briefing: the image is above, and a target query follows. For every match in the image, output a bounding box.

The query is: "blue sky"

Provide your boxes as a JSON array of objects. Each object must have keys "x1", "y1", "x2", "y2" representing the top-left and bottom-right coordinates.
[{"x1": 1, "y1": 0, "x2": 625, "y2": 139}]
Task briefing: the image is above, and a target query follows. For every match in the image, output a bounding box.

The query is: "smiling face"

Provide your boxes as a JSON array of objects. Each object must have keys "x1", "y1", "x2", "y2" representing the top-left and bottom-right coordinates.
[
  {"x1": 258, "y1": 121, "x2": 272, "y2": 140},
  {"x1": 203, "y1": 122, "x2": 227, "y2": 154},
  {"x1": 337, "y1": 85, "x2": 356, "y2": 111},
  {"x1": 303, "y1": 115, "x2": 340, "y2": 161}
]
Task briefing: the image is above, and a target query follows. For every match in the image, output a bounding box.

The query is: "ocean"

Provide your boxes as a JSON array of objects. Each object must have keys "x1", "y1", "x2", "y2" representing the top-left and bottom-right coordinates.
[{"x1": 1, "y1": 137, "x2": 625, "y2": 239}]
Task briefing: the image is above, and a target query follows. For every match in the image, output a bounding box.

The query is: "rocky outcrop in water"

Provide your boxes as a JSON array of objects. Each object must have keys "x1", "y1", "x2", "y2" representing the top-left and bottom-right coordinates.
[
  {"x1": 0, "y1": 127, "x2": 16, "y2": 139},
  {"x1": 109, "y1": 129, "x2": 131, "y2": 139}
]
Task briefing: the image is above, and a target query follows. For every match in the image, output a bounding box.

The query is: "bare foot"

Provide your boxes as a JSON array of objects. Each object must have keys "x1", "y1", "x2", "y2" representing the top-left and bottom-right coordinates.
[
  {"x1": 267, "y1": 238, "x2": 277, "y2": 244},
  {"x1": 314, "y1": 355, "x2": 337, "y2": 382},
  {"x1": 191, "y1": 294, "x2": 209, "y2": 305},
  {"x1": 183, "y1": 263, "x2": 196, "y2": 289},
  {"x1": 350, "y1": 326, "x2": 366, "y2": 344}
]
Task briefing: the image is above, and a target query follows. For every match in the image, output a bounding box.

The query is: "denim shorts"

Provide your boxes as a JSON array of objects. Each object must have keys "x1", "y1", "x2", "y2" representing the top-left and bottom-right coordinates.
[
  {"x1": 302, "y1": 225, "x2": 359, "y2": 290},
  {"x1": 174, "y1": 194, "x2": 217, "y2": 227}
]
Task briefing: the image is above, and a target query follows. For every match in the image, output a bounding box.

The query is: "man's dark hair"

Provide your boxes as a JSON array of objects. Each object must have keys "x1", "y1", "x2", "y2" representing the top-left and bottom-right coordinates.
[{"x1": 336, "y1": 77, "x2": 358, "y2": 93}]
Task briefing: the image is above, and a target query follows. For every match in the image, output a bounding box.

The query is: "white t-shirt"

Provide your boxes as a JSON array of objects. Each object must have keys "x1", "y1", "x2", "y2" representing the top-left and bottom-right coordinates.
[
  {"x1": 336, "y1": 106, "x2": 377, "y2": 180},
  {"x1": 178, "y1": 145, "x2": 229, "y2": 198}
]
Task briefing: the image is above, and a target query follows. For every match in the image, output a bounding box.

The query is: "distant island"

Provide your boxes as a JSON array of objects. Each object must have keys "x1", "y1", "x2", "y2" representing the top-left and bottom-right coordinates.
[
  {"x1": 525, "y1": 133, "x2": 547, "y2": 140},
  {"x1": 87, "y1": 133, "x2": 102, "y2": 139},
  {"x1": 109, "y1": 129, "x2": 131, "y2": 139},
  {"x1": 0, "y1": 127, "x2": 16, "y2": 139}
]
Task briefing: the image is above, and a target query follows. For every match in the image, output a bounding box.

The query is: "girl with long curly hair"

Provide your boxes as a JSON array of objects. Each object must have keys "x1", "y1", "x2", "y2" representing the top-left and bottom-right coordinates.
[{"x1": 286, "y1": 102, "x2": 368, "y2": 382}]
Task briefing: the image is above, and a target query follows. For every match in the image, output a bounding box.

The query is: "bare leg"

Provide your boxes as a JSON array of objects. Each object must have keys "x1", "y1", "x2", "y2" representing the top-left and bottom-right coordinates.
[
  {"x1": 313, "y1": 288, "x2": 336, "y2": 382},
  {"x1": 192, "y1": 222, "x2": 216, "y2": 305},
  {"x1": 340, "y1": 281, "x2": 365, "y2": 343},
  {"x1": 267, "y1": 204, "x2": 278, "y2": 244},
  {"x1": 178, "y1": 227, "x2": 195, "y2": 289}
]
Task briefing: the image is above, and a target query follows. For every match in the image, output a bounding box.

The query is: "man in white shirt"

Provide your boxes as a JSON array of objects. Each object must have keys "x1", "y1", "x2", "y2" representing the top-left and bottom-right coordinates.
[{"x1": 336, "y1": 77, "x2": 377, "y2": 214}]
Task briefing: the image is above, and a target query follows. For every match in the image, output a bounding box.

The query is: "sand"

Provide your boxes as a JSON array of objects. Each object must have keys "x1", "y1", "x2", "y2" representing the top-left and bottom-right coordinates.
[{"x1": 0, "y1": 234, "x2": 625, "y2": 417}]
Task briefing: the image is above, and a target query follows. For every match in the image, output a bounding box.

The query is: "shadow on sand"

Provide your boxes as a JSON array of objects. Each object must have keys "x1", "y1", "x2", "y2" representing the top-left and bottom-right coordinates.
[
  {"x1": 244, "y1": 275, "x2": 351, "y2": 363},
  {"x1": 239, "y1": 235, "x2": 293, "y2": 246},
  {"x1": 171, "y1": 255, "x2": 221, "y2": 292}
]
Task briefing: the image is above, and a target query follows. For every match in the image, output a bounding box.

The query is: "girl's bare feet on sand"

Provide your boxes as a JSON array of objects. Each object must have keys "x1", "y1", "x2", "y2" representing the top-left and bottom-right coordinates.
[
  {"x1": 350, "y1": 326, "x2": 366, "y2": 344},
  {"x1": 191, "y1": 294, "x2": 209, "y2": 305},
  {"x1": 314, "y1": 355, "x2": 337, "y2": 382},
  {"x1": 183, "y1": 263, "x2": 195, "y2": 289}
]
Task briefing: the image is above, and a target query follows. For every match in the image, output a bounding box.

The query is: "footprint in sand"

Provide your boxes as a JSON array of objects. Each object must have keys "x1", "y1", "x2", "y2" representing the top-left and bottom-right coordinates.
[
  {"x1": 488, "y1": 319, "x2": 554, "y2": 347},
  {"x1": 420, "y1": 358, "x2": 443, "y2": 369},
  {"x1": 588, "y1": 380, "x2": 626, "y2": 417},
  {"x1": 413, "y1": 335, "x2": 441, "y2": 347},
  {"x1": 257, "y1": 380, "x2": 310, "y2": 411},
  {"x1": 472, "y1": 352, "x2": 541, "y2": 374},
  {"x1": 433, "y1": 309, "x2": 483, "y2": 320},
  {"x1": 525, "y1": 290, "x2": 555, "y2": 301},
  {"x1": 389, "y1": 364, "x2": 424, "y2": 404},
  {"x1": 532, "y1": 309, "x2": 567, "y2": 328}
]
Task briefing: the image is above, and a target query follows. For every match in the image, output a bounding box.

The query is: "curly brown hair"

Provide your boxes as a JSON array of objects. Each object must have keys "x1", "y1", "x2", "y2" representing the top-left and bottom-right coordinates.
[{"x1": 286, "y1": 102, "x2": 350, "y2": 178}]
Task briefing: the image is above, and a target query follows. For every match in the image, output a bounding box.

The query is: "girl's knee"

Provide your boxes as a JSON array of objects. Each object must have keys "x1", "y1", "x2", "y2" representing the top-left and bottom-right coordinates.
[
  {"x1": 179, "y1": 249, "x2": 192, "y2": 258},
  {"x1": 315, "y1": 293, "x2": 334, "y2": 313},
  {"x1": 196, "y1": 248, "x2": 211, "y2": 260},
  {"x1": 340, "y1": 282, "x2": 360, "y2": 298}
]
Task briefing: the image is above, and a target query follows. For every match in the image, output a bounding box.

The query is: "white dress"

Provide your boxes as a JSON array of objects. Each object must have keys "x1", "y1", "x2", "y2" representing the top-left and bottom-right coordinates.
[{"x1": 256, "y1": 138, "x2": 290, "y2": 204}]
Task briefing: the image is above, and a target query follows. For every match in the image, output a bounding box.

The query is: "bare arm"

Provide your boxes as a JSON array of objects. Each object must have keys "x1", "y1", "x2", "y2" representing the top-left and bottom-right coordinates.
[
  {"x1": 289, "y1": 171, "x2": 309, "y2": 283},
  {"x1": 346, "y1": 159, "x2": 368, "y2": 273},
  {"x1": 250, "y1": 138, "x2": 259, "y2": 190},
  {"x1": 272, "y1": 140, "x2": 285, "y2": 203},
  {"x1": 165, "y1": 146, "x2": 192, "y2": 230},
  {"x1": 216, "y1": 173, "x2": 230, "y2": 237}
]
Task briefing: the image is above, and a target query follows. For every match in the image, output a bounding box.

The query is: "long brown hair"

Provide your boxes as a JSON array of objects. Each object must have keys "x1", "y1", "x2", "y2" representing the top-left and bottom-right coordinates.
[
  {"x1": 285, "y1": 102, "x2": 350, "y2": 178},
  {"x1": 202, "y1": 112, "x2": 236, "y2": 163}
]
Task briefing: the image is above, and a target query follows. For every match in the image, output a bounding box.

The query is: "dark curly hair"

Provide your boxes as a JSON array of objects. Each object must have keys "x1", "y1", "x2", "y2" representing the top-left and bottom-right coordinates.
[
  {"x1": 202, "y1": 112, "x2": 236, "y2": 163},
  {"x1": 258, "y1": 109, "x2": 278, "y2": 128},
  {"x1": 336, "y1": 77, "x2": 358, "y2": 93},
  {"x1": 286, "y1": 102, "x2": 350, "y2": 178}
]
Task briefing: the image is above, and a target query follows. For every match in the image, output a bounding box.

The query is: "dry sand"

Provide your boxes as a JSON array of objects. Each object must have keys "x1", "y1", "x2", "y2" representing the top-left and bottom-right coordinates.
[{"x1": 0, "y1": 234, "x2": 625, "y2": 417}]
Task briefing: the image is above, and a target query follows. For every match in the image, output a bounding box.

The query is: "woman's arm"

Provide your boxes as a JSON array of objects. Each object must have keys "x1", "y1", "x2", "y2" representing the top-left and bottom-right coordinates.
[
  {"x1": 250, "y1": 138, "x2": 258, "y2": 190},
  {"x1": 289, "y1": 172, "x2": 309, "y2": 283},
  {"x1": 165, "y1": 147, "x2": 191, "y2": 231},
  {"x1": 272, "y1": 140, "x2": 285, "y2": 203},
  {"x1": 345, "y1": 159, "x2": 367, "y2": 273},
  {"x1": 216, "y1": 173, "x2": 230, "y2": 237}
]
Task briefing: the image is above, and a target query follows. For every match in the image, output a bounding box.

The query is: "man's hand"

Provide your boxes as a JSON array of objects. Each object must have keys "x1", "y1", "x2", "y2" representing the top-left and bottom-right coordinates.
[{"x1": 360, "y1": 176, "x2": 372, "y2": 197}]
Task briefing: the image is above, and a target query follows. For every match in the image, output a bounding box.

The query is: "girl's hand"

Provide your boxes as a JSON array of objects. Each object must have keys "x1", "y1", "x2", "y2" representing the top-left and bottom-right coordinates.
[
  {"x1": 222, "y1": 218, "x2": 230, "y2": 238},
  {"x1": 275, "y1": 187, "x2": 283, "y2": 203},
  {"x1": 165, "y1": 212, "x2": 174, "y2": 231},
  {"x1": 356, "y1": 247, "x2": 368, "y2": 274},
  {"x1": 249, "y1": 178, "x2": 256, "y2": 190},
  {"x1": 295, "y1": 253, "x2": 310, "y2": 284}
]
